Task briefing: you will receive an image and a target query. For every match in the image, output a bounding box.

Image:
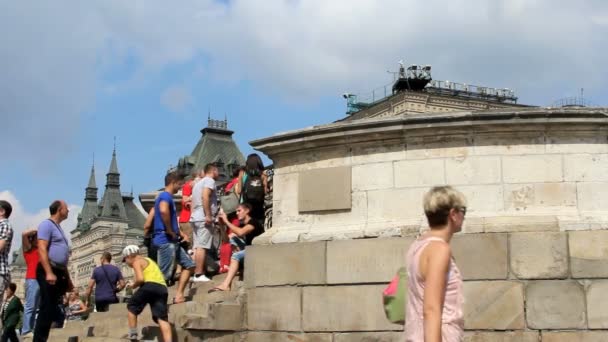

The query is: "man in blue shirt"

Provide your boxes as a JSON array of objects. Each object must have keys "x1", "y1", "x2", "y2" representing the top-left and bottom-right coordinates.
[
  {"x1": 34, "y1": 200, "x2": 73, "y2": 342},
  {"x1": 153, "y1": 172, "x2": 194, "y2": 304},
  {"x1": 84, "y1": 251, "x2": 125, "y2": 312}
]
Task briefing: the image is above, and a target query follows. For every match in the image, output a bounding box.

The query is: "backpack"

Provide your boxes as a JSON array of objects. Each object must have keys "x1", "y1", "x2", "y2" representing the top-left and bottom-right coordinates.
[
  {"x1": 382, "y1": 267, "x2": 407, "y2": 324},
  {"x1": 242, "y1": 172, "x2": 265, "y2": 204}
]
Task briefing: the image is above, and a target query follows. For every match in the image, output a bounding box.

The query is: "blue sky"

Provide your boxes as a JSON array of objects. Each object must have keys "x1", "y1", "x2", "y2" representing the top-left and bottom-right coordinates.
[{"x1": 1, "y1": 0, "x2": 607, "y2": 249}]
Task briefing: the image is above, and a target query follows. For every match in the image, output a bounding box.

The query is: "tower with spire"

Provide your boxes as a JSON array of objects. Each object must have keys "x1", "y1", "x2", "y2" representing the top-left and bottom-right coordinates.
[{"x1": 69, "y1": 143, "x2": 146, "y2": 291}]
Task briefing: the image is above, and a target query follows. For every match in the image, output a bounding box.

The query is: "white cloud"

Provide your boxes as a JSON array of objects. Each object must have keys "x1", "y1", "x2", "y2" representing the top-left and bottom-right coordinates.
[
  {"x1": 1, "y1": 0, "x2": 607, "y2": 165},
  {"x1": 0, "y1": 191, "x2": 81, "y2": 260},
  {"x1": 160, "y1": 85, "x2": 194, "y2": 113}
]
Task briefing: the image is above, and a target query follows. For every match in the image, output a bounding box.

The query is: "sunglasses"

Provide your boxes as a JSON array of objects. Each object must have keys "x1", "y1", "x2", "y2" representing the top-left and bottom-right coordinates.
[{"x1": 458, "y1": 207, "x2": 467, "y2": 216}]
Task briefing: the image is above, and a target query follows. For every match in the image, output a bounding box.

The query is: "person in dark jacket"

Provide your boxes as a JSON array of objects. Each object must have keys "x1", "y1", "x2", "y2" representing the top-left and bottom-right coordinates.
[{"x1": 1, "y1": 283, "x2": 23, "y2": 342}]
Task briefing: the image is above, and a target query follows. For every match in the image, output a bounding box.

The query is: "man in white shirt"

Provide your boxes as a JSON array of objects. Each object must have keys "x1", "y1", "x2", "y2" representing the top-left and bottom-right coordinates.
[{"x1": 189, "y1": 163, "x2": 219, "y2": 282}]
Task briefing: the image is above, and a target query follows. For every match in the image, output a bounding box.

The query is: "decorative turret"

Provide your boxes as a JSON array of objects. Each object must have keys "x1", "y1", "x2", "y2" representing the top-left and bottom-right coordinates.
[
  {"x1": 98, "y1": 146, "x2": 128, "y2": 220},
  {"x1": 85, "y1": 164, "x2": 98, "y2": 201}
]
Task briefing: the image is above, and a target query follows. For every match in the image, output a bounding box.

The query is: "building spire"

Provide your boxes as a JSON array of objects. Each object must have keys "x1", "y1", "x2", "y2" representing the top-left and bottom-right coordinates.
[
  {"x1": 109, "y1": 139, "x2": 119, "y2": 175},
  {"x1": 87, "y1": 163, "x2": 97, "y2": 189}
]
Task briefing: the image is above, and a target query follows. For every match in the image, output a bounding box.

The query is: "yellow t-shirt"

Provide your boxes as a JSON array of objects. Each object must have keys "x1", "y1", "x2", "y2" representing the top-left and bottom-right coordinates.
[{"x1": 142, "y1": 257, "x2": 166, "y2": 287}]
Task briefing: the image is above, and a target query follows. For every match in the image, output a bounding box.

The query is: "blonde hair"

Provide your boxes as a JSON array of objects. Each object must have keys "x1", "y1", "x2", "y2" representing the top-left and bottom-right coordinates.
[{"x1": 423, "y1": 186, "x2": 467, "y2": 227}]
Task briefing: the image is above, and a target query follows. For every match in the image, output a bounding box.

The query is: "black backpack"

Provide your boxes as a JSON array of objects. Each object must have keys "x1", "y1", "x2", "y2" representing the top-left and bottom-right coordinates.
[{"x1": 242, "y1": 172, "x2": 265, "y2": 204}]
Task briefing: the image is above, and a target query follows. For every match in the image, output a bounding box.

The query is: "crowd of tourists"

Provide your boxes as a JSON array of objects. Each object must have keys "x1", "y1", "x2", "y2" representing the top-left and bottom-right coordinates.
[{"x1": 0, "y1": 153, "x2": 268, "y2": 342}]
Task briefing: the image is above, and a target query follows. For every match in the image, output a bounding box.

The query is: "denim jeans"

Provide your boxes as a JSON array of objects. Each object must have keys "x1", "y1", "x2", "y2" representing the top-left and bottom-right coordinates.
[
  {"x1": 157, "y1": 242, "x2": 195, "y2": 282},
  {"x1": 21, "y1": 278, "x2": 40, "y2": 335}
]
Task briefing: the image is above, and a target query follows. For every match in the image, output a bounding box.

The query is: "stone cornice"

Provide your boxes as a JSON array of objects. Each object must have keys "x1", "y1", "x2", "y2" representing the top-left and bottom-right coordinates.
[{"x1": 250, "y1": 108, "x2": 608, "y2": 156}]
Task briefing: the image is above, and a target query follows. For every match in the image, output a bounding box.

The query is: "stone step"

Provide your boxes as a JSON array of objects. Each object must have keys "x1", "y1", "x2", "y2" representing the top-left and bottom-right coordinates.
[{"x1": 177, "y1": 302, "x2": 243, "y2": 331}]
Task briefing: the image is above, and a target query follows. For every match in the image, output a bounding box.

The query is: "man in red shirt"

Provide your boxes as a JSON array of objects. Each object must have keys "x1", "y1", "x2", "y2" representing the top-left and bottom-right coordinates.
[
  {"x1": 21, "y1": 228, "x2": 39, "y2": 337},
  {"x1": 179, "y1": 169, "x2": 200, "y2": 246}
]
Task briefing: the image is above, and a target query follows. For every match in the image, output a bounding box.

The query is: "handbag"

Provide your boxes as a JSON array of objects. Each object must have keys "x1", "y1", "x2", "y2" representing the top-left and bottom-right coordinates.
[
  {"x1": 220, "y1": 186, "x2": 239, "y2": 214},
  {"x1": 382, "y1": 267, "x2": 407, "y2": 324}
]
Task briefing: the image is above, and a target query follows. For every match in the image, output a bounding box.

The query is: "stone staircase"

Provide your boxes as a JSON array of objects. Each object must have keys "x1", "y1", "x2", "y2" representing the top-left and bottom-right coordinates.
[{"x1": 44, "y1": 274, "x2": 246, "y2": 341}]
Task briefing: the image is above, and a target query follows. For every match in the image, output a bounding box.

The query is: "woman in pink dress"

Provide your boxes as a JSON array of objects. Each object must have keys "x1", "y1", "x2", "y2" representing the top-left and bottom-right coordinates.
[{"x1": 405, "y1": 186, "x2": 466, "y2": 342}]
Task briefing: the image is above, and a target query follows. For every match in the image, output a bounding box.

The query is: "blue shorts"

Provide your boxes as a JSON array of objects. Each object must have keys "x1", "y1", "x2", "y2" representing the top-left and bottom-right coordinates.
[
  {"x1": 231, "y1": 250, "x2": 245, "y2": 263},
  {"x1": 157, "y1": 242, "x2": 195, "y2": 281}
]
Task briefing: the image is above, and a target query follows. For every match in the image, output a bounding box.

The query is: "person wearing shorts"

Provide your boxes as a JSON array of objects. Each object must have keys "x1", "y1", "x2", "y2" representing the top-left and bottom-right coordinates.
[
  {"x1": 189, "y1": 163, "x2": 219, "y2": 282},
  {"x1": 122, "y1": 245, "x2": 171, "y2": 342}
]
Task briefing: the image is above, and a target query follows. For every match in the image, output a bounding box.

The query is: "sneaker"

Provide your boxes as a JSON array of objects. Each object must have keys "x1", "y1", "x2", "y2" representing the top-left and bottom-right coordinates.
[
  {"x1": 191, "y1": 274, "x2": 211, "y2": 282},
  {"x1": 122, "y1": 332, "x2": 139, "y2": 341}
]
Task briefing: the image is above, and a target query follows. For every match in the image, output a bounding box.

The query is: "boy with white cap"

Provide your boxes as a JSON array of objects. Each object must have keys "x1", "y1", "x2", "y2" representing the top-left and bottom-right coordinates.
[{"x1": 121, "y1": 245, "x2": 171, "y2": 342}]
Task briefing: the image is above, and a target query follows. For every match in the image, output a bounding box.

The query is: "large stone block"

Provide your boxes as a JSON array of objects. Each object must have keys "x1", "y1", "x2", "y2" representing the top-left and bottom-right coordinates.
[
  {"x1": 457, "y1": 185, "x2": 504, "y2": 213},
  {"x1": 245, "y1": 332, "x2": 332, "y2": 342},
  {"x1": 326, "y1": 237, "x2": 414, "y2": 284},
  {"x1": 367, "y1": 188, "x2": 427, "y2": 221},
  {"x1": 406, "y1": 135, "x2": 472, "y2": 160},
  {"x1": 451, "y1": 234, "x2": 508, "y2": 280},
  {"x1": 463, "y1": 281, "x2": 525, "y2": 330},
  {"x1": 504, "y1": 183, "x2": 577, "y2": 210},
  {"x1": 526, "y1": 280, "x2": 586, "y2": 329},
  {"x1": 244, "y1": 242, "x2": 326, "y2": 287},
  {"x1": 502, "y1": 155, "x2": 563, "y2": 183},
  {"x1": 334, "y1": 332, "x2": 403, "y2": 342},
  {"x1": 352, "y1": 162, "x2": 394, "y2": 191},
  {"x1": 351, "y1": 141, "x2": 406, "y2": 165},
  {"x1": 546, "y1": 133, "x2": 608, "y2": 154},
  {"x1": 564, "y1": 154, "x2": 608, "y2": 182},
  {"x1": 312, "y1": 191, "x2": 367, "y2": 227},
  {"x1": 587, "y1": 280, "x2": 608, "y2": 329},
  {"x1": 509, "y1": 232, "x2": 568, "y2": 279},
  {"x1": 570, "y1": 230, "x2": 608, "y2": 278},
  {"x1": 274, "y1": 147, "x2": 352, "y2": 174},
  {"x1": 577, "y1": 182, "x2": 608, "y2": 212},
  {"x1": 247, "y1": 287, "x2": 301, "y2": 331},
  {"x1": 464, "y1": 331, "x2": 539, "y2": 342},
  {"x1": 445, "y1": 156, "x2": 501, "y2": 185},
  {"x1": 482, "y1": 215, "x2": 559, "y2": 233},
  {"x1": 302, "y1": 285, "x2": 402, "y2": 332},
  {"x1": 542, "y1": 331, "x2": 608, "y2": 342},
  {"x1": 394, "y1": 159, "x2": 446, "y2": 188},
  {"x1": 299, "y1": 166, "x2": 352, "y2": 212},
  {"x1": 273, "y1": 172, "x2": 299, "y2": 201}
]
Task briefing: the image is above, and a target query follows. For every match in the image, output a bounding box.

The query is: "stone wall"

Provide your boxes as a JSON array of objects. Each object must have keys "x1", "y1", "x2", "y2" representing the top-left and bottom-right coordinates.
[
  {"x1": 244, "y1": 231, "x2": 608, "y2": 341},
  {"x1": 244, "y1": 108, "x2": 608, "y2": 341}
]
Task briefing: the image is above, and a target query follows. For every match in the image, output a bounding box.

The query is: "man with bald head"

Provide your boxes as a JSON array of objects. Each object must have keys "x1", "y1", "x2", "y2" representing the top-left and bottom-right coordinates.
[{"x1": 34, "y1": 200, "x2": 74, "y2": 342}]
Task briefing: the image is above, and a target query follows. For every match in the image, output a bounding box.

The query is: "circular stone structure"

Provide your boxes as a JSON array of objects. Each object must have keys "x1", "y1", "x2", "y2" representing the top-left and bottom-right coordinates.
[{"x1": 241, "y1": 107, "x2": 608, "y2": 341}]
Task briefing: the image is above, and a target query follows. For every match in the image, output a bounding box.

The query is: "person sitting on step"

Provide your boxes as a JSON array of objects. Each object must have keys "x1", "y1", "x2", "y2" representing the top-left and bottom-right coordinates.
[{"x1": 208, "y1": 203, "x2": 263, "y2": 293}]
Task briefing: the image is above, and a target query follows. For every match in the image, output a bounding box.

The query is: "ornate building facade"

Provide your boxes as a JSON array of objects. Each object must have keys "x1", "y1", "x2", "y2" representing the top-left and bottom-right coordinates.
[{"x1": 69, "y1": 149, "x2": 145, "y2": 291}]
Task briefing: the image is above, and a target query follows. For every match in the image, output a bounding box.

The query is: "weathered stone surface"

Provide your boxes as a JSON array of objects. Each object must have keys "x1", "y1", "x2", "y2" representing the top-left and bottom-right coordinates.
[
  {"x1": 406, "y1": 135, "x2": 471, "y2": 160},
  {"x1": 312, "y1": 191, "x2": 367, "y2": 227},
  {"x1": 178, "y1": 303, "x2": 242, "y2": 331},
  {"x1": 334, "y1": 332, "x2": 403, "y2": 342},
  {"x1": 457, "y1": 185, "x2": 504, "y2": 213},
  {"x1": 542, "y1": 331, "x2": 608, "y2": 342},
  {"x1": 272, "y1": 172, "x2": 299, "y2": 201},
  {"x1": 247, "y1": 287, "x2": 301, "y2": 331},
  {"x1": 302, "y1": 285, "x2": 402, "y2": 331},
  {"x1": 464, "y1": 331, "x2": 539, "y2": 342},
  {"x1": 327, "y1": 237, "x2": 414, "y2": 284},
  {"x1": 445, "y1": 156, "x2": 501, "y2": 185},
  {"x1": 502, "y1": 155, "x2": 563, "y2": 183},
  {"x1": 482, "y1": 215, "x2": 558, "y2": 233},
  {"x1": 351, "y1": 141, "x2": 406, "y2": 165},
  {"x1": 564, "y1": 154, "x2": 608, "y2": 182},
  {"x1": 299, "y1": 166, "x2": 352, "y2": 212},
  {"x1": 570, "y1": 230, "x2": 608, "y2": 278},
  {"x1": 245, "y1": 242, "x2": 326, "y2": 287},
  {"x1": 473, "y1": 132, "x2": 545, "y2": 156},
  {"x1": 587, "y1": 280, "x2": 608, "y2": 329},
  {"x1": 245, "y1": 332, "x2": 332, "y2": 342},
  {"x1": 546, "y1": 133, "x2": 608, "y2": 154},
  {"x1": 509, "y1": 232, "x2": 568, "y2": 279},
  {"x1": 504, "y1": 183, "x2": 577, "y2": 210},
  {"x1": 577, "y1": 182, "x2": 608, "y2": 211},
  {"x1": 352, "y1": 162, "x2": 394, "y2": 191},
  {"x1": 393, "y1": 159, "x2": 445, "y2": 188},
  {"x1": 463, "y1": 281, "x2": 525, "y2": 330},
  {"x1": 451, "y1": 234, "x2": 508, "y2": 280},
  {"x1": 526, "y1": 280, "x2": 586, "y2": 329},
  {"x1": 367, "y1": 188, "x2": 427, "y2": 221}
]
